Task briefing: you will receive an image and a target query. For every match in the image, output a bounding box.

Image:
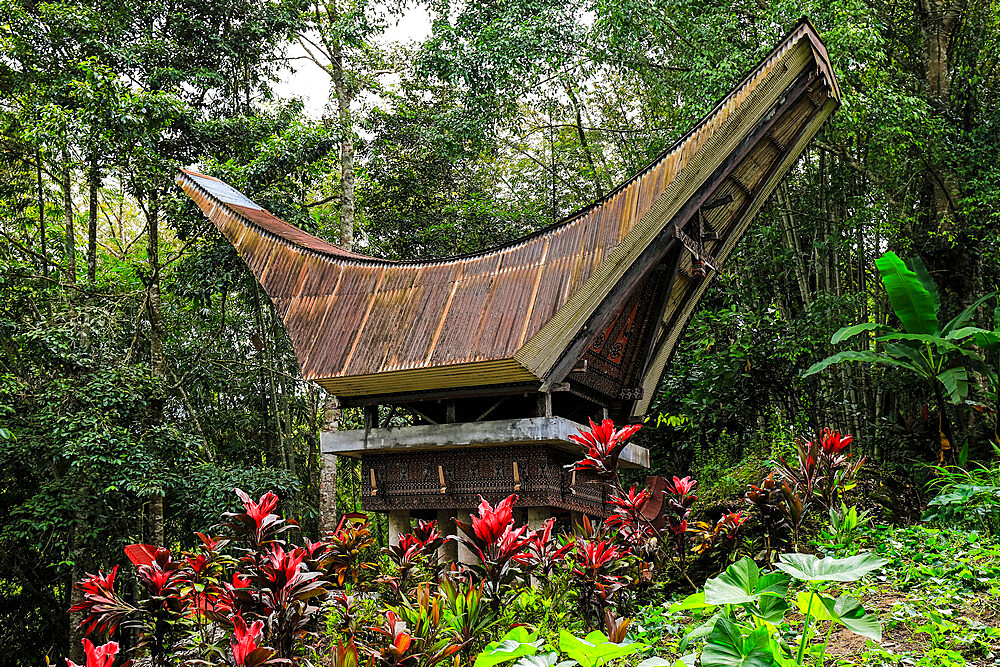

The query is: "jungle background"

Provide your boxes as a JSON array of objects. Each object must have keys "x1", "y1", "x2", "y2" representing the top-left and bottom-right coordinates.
[{"x1": 2, "y1": 0, "x2": 999, "y2": 661}]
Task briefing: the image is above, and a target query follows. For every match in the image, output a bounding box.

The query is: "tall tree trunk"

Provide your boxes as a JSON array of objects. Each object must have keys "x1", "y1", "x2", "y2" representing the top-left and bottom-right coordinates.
[
  {"x1": 918, "y1": 0, "x2": 963, "y2": 229},
  {"x1": 68, "y1": 511, "x2": 85, "y2": 664},
  {"x1": 328, "y1": 14, "x2": 355, "y2": 251},
  {"x1": 319, "y1": 393, "x2": 340, "y2": 533},
  {"x1": 37, "y1": 147, "x2": 47, "y2": 278},
  {"x1": 146, "y1": 190, "x2": 165, "y2": 546},
  {"x1": 88, "y1": 153, "x2": 99, "y2": 283},
  {"x1": 62, "y1": 148, "x2": 76, "y2": 283}
]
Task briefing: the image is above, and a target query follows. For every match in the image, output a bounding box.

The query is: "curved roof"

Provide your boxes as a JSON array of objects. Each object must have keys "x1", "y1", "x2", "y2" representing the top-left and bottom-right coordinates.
[{"x1": 177, "y1": 17, "x2": 840, "y2": 407}]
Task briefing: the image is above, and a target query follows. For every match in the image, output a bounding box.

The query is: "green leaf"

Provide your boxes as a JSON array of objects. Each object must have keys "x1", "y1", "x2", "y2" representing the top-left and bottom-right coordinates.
[
  {"x1": 668, "y1": 591, "x2": 713, "y2": 613},
  {"x1": 514, "y1": 653, "x2": 576, "y2": 667},
  {"x1": 942, "y1": 292, "x2": 999, "y2": 335},
  {"x1": 823, "y1": 596, "x2": 882, "y2": 641},
  {"x1": 704, "y1": 557, "x2": 789, "y2": 606},
  {"x1": 746, "y1": 593, "x2": 789, "y2": 624},
  {"x1": 974, "y1": 330, "x2": 1000, "y2": 349},
  {"x1": 945, "y1": 326, "x2": 990, "y2": 341},
  {"x1": 803, "y1": 350, "x2": 920, "y2": 377},
  {"x1": 937, "y1": 367, "x2": 969, "y2": 404},
  {"x1": 875, "y1": 252, "x2": 940, "y2": 335},
  {"x1": 679, "y1": 614, "x2": 721, "y2": 652},
  {"x1": 558, "y1": 630, "x2": 644, "y2": 667},
  {"x1": 875, "y1": 333, "x2": 963, "y2": 352},
  {"x1": 905, "y1": 256, "x2": 941, "y2": 315},
  {"x1": 830, "y1": 322, "x2": 886, "y2": 344},
  {"x1": 476, "y1": 627, "x2": 543, "y2": 667},
  {"x1": 775, "y1": 553, "x2": 888, "y2": 582},
  {"x1": 635, "y1": 659, "x2": 673, "y2": 667},
  {"x1": 701, "y1": 618, "x2": 774, "y2": 667},
  {"x1": 794, "y1": 591, "x2": 835, "y2": 621}
]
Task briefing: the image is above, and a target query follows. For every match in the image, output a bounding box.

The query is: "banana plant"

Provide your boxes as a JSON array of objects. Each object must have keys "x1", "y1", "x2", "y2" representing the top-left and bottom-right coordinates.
[{"x1": 804, "y1": 251, "x2": 997, "y2": 456}]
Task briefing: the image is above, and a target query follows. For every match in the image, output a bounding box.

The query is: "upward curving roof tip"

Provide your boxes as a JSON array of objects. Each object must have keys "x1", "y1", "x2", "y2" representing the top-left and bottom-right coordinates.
[{"x1": 178, "y1": 18, "x2": 841, "y2": 410}]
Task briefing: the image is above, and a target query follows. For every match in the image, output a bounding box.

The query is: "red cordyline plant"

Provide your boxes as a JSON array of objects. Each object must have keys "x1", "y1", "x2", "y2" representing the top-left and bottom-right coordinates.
[
  {"x1": 383, "y1": 520, "x2": 448, "y2": 597},
  {"x1": 568, "y1": 418, "x2": 643, "y2": 478},
  {"x1": 454, "y1": 494, "x2": 531, "y2": 609},
  {"x1": 661, "y1": 475, "x2": 699, "y2": 588},
  {"x1": 230, "y1": 613, "x2": 284, "y2": 666},
  {"x1": 323, "y1": 517, "x2": 377, "y2": 588},
  {"x1": 72, "y1": 566, "x2": 134, "y2": 638},
  {"x1": 516, "y1": 517, "x2": 574, "y2": 589},
  {"x1": 571, "y1": 539, "x2": 626, "y2": 627},
  {"x1": 746, "y1": 472, "x2": 792, "y2": 560},
  {"x1": 358, "y1": 610, "x2": 442, "y2": 667},
  {"x1": 66, "y1": 638, "x2": 121, "y2": 667},
  {"x1": 691, "y1": 510, "x2": 748, "y2": 569},
  {"x1": 566, "y1": 418, "x2": 744, "y2": 592},
  {"x1": 777, "y1": 427, "x2": 865, "y2": 512},
  {"x1": 230, "y1": 541, "x2": 329, "y2": 659},
  {"x1": 223, "y1": 489, "x2": 291, "y2": 553},
  {"x1": 605, "y1": 484, "x2": 654, "y2": 550},
  {"x1": 71, "y1": 488, "x2": 342, "y2": 666}
]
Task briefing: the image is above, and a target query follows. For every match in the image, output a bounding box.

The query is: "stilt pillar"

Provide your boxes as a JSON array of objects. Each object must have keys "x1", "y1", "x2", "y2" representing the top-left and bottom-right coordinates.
[
  {"x1": 456, "y1": 508, "x2": 477, "y2": 564},
  {"x1": 437, "y1": 509, "x2": 458, "y2": 562},
  {"x1": 527, "y1": 507, "x2": 550, "y2": 532},
  {"x1": 388, "y1": 510, "x2": 410, "y2": 547}
]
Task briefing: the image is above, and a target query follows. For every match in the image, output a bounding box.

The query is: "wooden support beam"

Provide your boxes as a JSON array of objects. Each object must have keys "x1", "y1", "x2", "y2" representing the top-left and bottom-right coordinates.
[
  {"x1": 364, "y1": 405, "x2": 378, "y2": 430},
  {"x1": 536, "y1": 392, "x2": 553, "y2": 418},
  {"x1": 403, "y1": 403, "x2": 439, "y2": 425},
  {"x1": 473, "y1": 396, "x2": 508, "y2": 422}
]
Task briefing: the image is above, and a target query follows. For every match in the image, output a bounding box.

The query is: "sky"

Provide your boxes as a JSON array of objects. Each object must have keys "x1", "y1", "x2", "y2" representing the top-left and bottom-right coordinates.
[{"x1": 271, "y1": 7, "x2": 434, "y2": 118}]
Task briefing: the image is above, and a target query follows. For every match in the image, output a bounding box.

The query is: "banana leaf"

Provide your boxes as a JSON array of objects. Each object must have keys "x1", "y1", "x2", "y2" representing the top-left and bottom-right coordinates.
[
  {"x1": 830, "y1": 322, "x2": 887, "y2": 344},
  {"x1": 875, "y1": 252, "x2": 940, "y2": 335},
  {"x1": 941, "y1": 292, "x2": 998, "y2": 335},
  {"x1": 803, "y1": 350, "x2": 920, "y2": 377}
]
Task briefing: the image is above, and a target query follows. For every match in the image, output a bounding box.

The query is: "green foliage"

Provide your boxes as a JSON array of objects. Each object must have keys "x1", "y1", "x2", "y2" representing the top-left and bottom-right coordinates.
[
  {"x1": 557, "y1": 629, "x2": 645, "y2": 667},
  {"x1": 475, "y1": 627, "x2": 544, "y2": 667},
  {"x1": 774, "y1": 552, "x2": 888, "y2": 583},
  {"x1": 924, "y1": 452, "x2": 1000, "y2": 535}
]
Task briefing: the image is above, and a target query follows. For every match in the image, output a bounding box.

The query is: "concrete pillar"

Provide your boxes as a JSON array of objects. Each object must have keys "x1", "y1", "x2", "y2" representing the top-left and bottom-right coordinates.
[
  {"x1": 388, "y1": 510, "x2": 410, "y2": 547},
  {"x1": 437, "y1": 509, "x2": 458, "y2": 562},
  {"x1": 527, "y1": 507, "x2": 550, "y2": 532},
  {"x1": 456, "y1": 508, "x2": 477, "y2": 565},
  {"x1": 319, "y1": 453, "x2": 338, "y2": 534}
]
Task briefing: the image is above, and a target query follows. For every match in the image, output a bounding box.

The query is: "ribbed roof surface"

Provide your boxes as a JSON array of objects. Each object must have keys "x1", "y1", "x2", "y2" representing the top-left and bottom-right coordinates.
[{"x1": 178, "y1": 18, "x2": 840, "y2": 402}]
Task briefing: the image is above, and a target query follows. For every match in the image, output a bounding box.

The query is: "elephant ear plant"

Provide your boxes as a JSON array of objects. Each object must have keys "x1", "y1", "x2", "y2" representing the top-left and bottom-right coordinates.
[
  {"x1": 805, "y1": 251, "x2": 997, "y2": 460},
  {"x1": 674, "y1": 552, "x2": 887, "y2": 666},
  {"x1": 472, "y1": 624, "x2": 676, "y2": 667}
]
